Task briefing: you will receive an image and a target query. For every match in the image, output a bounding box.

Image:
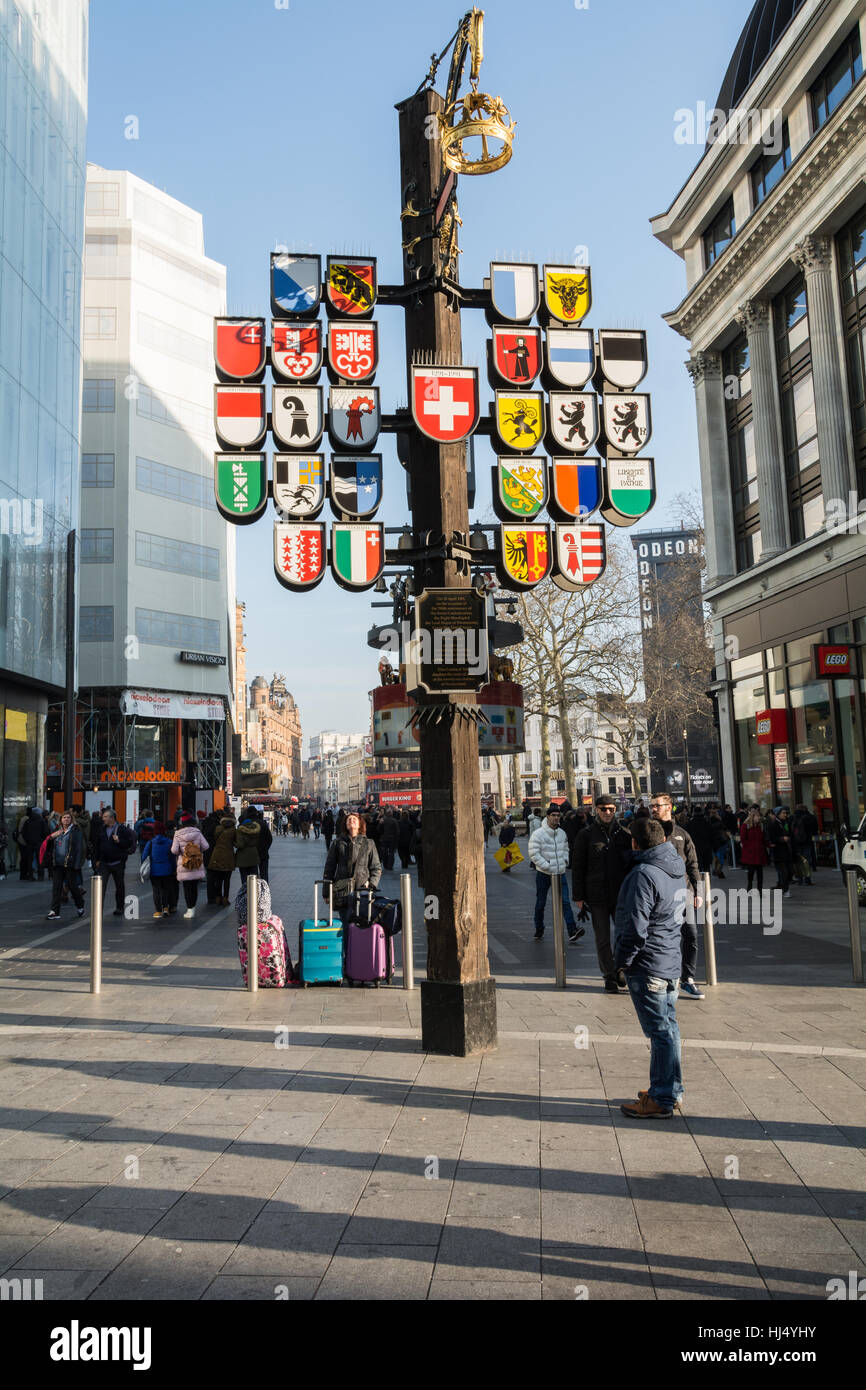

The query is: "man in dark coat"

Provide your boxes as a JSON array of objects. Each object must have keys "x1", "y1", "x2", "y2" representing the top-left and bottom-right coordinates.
[
  {"x1": 93, "y1": 810, "x2": 135, "y2": 916},
  {"x1": 572, "y1": 794, "x2": 633, "y2": 993},
  {"x1": 686, "y1": 807, "x2": 714, "y2": 874},
  {"x1": 615, "y1": 816, "x2": 686, "y2": 1119},
  {"x1": 650, "y1": 792, "x2": 703, "y2": 999},
  {"x1": 379, "y1": 813, "x2": 399, "y2": 871},
  {"x1": 322, "y1": 807, "x2": 335, "y2": 850},
  {"x1": 19, "y1": 808, "x2": 47, "y2": 881}
]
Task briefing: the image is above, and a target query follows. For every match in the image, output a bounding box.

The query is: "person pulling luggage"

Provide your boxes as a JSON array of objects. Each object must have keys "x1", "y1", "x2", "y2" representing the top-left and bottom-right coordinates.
[{"x1": 323, "y1": 811, "x2": 382, "y2": 923}]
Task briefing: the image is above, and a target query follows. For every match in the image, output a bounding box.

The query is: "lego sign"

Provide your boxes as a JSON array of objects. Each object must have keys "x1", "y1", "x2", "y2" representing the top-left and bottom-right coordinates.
[
  {"x1": 755, "y1": 709, "x2": 787, "y2": 745},
  {"x1": 813, "y1": 645, "x2": 851, "y2": 678}
]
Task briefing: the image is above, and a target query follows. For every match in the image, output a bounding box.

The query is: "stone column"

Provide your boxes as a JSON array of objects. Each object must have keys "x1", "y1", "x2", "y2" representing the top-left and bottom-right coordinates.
[
  {"x1": 686, "y1": 351, "x2": 736, "y2": 584},
  {"x1": 792, "y1": 234, "x2": 855, "y2": 508},
  {"x1": 735, "y1": 299, "x2": 789, "y2": 559}
]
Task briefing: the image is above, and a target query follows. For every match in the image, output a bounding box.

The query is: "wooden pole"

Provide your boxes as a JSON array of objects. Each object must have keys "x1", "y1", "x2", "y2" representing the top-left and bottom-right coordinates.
[{"x1": 397, "y1": 88, "x2": 497, "y2": 1055}]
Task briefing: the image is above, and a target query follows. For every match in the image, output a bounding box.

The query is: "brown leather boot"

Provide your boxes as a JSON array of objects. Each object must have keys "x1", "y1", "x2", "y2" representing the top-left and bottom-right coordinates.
[{"x1": 620, "y1": 1094, "x2": 673, "y2": 1118}]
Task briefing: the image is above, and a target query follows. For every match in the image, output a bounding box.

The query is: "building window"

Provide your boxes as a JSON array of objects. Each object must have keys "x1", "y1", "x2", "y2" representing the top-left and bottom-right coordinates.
[
  {"x1": 480, "y1": 756, "x2": 491, "y2": 770},
  {"x1": 483, "y1": 782, "x2": 491, "y2": 794},
  {"x1": 837, "y1": 208, "x2": 866, "y2": 497},
  {"x1": 80, "y1": 606, "x2": 113, "y2": 641},
  {"x1": 138, "y1": 313, "x2": 211, "y2": 370},
  {"x1": 135, "y1": 608, "x2": 220, "y2": 653},
  {"x1": 774, "y1": 274, "x2": 822, "y2": 542},
  {"x1": 81, "y1": 528, "x2": 114, "y2": 564},
  {"x1": 136, "y1": 385, "x2": 211, "y2": 438},
  {"x1": 750, "y1": 121, "x2": 790, "y2": 208},
  {"x1": 86, "y1": 183, "x2": 120, "y2": 216},
  {"x1": 606, "y1": 731, "x2": 614, "y2": 741},
  {"x1": 84, "y1": 233, "x2": 118, "y2": 256},
  {"x1": 585, "y1": 750, "x2": 593, "y2": 769},
  {"x1": 702, "y1": 198, "x2": 736, "y2": 270},
  {"x1": 84, "y1": 307, "x2": 117, "y2": 339},
  {"x1": 639, "y1": 777, "x2": 648, "y2": 793},
  {"x1": 135, "y1": 532, "x2": 220, "y2": 581},
  {"x1": 136, "y1": 456, "x2": 215, "y2": 510},
  {"x1": 523, "y1": 752, "x2": 532, "y2": 772},
  {"x1": 607, "y1": 778, "x2": 617, "y2": 795},
  {"x1": 83, "y1": 379, "x2": 115, "y2": 412},
  {"x1": 810, "y1": 28, "x2": 862, "y2": 133},
  {"x1": 606, "y1": 751, "x2": 615, "y2": 766},
  {"x1": 724, "y1": 336, "x2": 762, "y2": 571},
  {"x1": 81, "y1": 454, "x2": 115, "y2": 488}
]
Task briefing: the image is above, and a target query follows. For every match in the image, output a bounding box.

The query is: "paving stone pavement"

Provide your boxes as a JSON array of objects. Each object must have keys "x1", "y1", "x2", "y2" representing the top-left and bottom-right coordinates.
[{"x1": 0, "y1": 831, "x2": 864, "y2": 1300}]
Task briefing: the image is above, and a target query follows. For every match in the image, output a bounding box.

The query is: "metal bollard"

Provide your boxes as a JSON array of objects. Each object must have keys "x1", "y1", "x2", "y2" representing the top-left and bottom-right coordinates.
[
  {"x1": 247, "y1": 874, "x2": 259, "y2": 994},
  {"x1": 701, "y1": 870, "x2": 718, "y2": 987},
  {"x1": 90, "y1": 871, "x2": 103, "y2": 995},
  {"x1": 845, "y1": 871, "x2": 864, "y2": 984},
  {"x1": 400, "y1": 872, "x2": 415, "y2": 990},
  {"x1": 551, "y1": 873, "x2": 567, "y2": 989}
]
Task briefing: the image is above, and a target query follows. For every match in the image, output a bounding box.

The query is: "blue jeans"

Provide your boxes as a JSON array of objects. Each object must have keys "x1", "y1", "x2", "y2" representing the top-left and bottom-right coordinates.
[
  {"x1": 534, "y1": 872, "x2": 576, "y2": 933},
  {"x1": 626, "y1": 971, "x2": 683, "y2": 1110}
]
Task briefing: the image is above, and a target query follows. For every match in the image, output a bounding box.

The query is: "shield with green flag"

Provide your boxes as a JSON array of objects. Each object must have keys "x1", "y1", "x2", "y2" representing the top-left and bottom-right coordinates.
[
  {"x1": 214, "y1": 453, "x2": 268, "y2": 525},
  {"x1": 600, "y1": 458, "x2": 656, "y2": 527},
  {"x1": 492, "y1": 458, "x2": 547, "y2": 521}
]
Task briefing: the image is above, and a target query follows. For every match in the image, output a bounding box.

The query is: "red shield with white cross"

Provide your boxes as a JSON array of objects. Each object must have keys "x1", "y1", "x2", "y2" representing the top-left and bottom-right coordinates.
[{"x1": 411, "y1": 366, "x2": 479, "y2": 443}]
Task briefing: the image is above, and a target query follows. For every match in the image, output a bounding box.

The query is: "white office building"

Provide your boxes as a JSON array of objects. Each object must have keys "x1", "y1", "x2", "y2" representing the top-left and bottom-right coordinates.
[{"x1": 75, "y1": 166, "x2": 235, "y2": 823}]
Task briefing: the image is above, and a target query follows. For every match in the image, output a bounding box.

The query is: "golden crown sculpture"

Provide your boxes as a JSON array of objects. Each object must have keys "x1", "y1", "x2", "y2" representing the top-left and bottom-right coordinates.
[{"x1": 438, "y1": 9, "x2": 515, "y2": 176}]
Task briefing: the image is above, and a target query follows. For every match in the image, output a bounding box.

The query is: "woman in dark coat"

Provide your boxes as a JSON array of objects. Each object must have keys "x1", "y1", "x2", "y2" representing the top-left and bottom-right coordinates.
[
  {"x1": 45, "y1": 812, "x2": 85, "y2": 918},
  {"x1": 323, "y1": 812, "x2": 382, "y2": 920}
]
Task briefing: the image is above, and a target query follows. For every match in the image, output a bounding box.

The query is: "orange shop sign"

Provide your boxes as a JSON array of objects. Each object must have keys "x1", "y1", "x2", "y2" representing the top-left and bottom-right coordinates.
[{"x1": 100, "y1": 766, "x2": 181, "y2": 785}]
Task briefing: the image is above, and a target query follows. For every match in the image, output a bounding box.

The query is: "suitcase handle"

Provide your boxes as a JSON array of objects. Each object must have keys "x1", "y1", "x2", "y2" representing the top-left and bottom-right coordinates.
[{"x1": 314, "y1": 878, "x2": 334, "y2": 927}]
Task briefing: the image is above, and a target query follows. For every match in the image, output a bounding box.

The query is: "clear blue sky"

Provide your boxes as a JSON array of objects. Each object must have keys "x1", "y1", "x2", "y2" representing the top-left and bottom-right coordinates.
[{"x1": 86, "y1": 0, "x2": 752, "y2": 746}]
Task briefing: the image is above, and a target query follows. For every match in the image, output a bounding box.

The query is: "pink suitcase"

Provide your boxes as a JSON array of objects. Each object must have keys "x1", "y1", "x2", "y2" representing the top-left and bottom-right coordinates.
[
  {"x1": 237, "y1": 913, "x2": 292, "y2": 988},
  {"x1": 344, "y1": 919, "x2": 393, "y2": 987}
]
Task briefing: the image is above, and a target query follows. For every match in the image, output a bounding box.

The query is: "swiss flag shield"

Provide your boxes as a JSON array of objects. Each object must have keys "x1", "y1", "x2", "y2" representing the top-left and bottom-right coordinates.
[
  {"x1": 214, "y1": 319, "x2": 265, "y2": 380},
  {"x1": 411, "y1": 366, "x2": 479, "y2": 443}
]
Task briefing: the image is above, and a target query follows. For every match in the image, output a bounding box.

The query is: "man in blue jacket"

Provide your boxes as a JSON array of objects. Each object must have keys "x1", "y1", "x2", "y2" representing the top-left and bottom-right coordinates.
[{"x1": 614, "y1": 816, "x2": 685, "y2": 1118}]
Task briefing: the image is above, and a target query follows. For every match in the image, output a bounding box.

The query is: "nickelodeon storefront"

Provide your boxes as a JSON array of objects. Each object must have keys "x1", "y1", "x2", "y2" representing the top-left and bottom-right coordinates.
[
  {"x1": 726, "y1": 613, "x2": 865, "y2": 860},
  {"x1": 46, "y1": 688, "x2": 230, "y2": 825}
]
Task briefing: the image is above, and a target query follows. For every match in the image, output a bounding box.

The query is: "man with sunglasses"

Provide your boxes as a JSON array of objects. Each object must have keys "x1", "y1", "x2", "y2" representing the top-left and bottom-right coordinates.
[
  {"x1": 650, "y1": 792, "x2": 704, "y2": 999},
  {"x1": 572, "y1": 794, "x2": 634, "y2": 993}
]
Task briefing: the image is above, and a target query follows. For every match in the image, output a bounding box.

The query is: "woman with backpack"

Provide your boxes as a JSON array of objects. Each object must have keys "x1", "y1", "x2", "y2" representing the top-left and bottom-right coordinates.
[
  {"x1": 170, "y1": 812, "x2": 209, "y2": 919},
  {"x1": 142, "y1": 822, "x2": 179, "y2": 918}
]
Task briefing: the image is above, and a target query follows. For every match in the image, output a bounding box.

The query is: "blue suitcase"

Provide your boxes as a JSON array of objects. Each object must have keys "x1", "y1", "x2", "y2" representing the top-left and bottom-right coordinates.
[{"x1": 298, "y1": 881, "x2": 343, "y2": 986}]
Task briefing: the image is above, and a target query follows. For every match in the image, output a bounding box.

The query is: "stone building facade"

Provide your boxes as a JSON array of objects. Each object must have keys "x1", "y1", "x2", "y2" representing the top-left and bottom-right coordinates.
[{"x1": 652, "y1": 0, "x2": 865, "y2": 843}]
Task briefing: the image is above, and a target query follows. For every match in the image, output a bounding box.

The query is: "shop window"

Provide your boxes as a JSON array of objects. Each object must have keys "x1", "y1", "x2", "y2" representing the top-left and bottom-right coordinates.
[
  {"x1": 730, "y1": 651, "x2": 763, "y2": 679},
  {"x1": 732, "y1": 674, "x2": 772, "y2": 807},
  {"x1": 785, "y1": 633, "x2": 821, "y2": 663},
  {"x1": 787, "y1": 663, "x2": 833, "y2": 762}
]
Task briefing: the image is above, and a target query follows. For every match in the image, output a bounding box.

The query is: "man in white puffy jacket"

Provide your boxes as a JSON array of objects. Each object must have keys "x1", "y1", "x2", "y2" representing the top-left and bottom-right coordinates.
[{"x1": 528, "y1": 806, "x2": 585, "y2": 943}]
